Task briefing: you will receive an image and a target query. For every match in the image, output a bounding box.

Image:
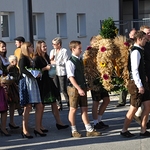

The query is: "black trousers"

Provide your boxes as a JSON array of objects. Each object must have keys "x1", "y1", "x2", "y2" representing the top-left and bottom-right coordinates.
[{"x1": 53, "y1": 75, "x2": 69, "y2": 102}]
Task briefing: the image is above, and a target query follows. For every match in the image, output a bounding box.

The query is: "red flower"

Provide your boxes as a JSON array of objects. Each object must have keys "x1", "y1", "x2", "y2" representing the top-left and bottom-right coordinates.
[
  {"x1": 103, "y1": 74, "x2": 109, "y2": 80},
  {"x1": 124, "y1": 42, "x2": 130, "y2": 47},
  {"x1": 100, "y1": 46, "x2": 106, "y2": 52},
  {"x1": 86, "y1": 46, "x2": 92, "y2": 50}
]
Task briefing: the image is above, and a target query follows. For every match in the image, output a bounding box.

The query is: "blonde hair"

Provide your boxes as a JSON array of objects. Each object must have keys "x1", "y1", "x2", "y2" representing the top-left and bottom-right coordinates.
[
  {"x1": 21, "y1": 42, "x2": 33, "y2": 58},
  {"x1": 52, "y1": 37, "x2": 62, "y2": 46},
  {"x1": 140, "y1": 25, "x2": 150, "y2": 31},
  {"x1": 8, "y1": 55, "x2": 17, "y2": 63}
]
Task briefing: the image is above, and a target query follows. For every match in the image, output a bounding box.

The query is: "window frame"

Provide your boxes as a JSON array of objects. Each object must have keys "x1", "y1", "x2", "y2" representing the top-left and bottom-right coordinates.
[
  {"x1": 56, "y1": 13, "x2": 67, "y2": 38},
  {"x1": 0, "y1": 12, "x2": 10, "y2": 41},
  {"x1": 77, "y1": 13, "x2": 86, "y2": 38}
]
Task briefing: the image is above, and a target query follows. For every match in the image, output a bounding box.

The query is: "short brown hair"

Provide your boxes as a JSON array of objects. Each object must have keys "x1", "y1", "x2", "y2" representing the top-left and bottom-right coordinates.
[
  {"x1": 69, "y1": 41, "x2": 81, "y2": 51},
  {"x1": 134, "y1": 30, "x2": 146, "y2": 42}
]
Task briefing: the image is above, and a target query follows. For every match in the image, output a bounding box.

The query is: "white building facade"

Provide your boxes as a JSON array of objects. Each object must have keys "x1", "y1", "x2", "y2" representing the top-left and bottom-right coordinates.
[{"x1": 0, "y1": 0, "x2": 119, "y2": 56}]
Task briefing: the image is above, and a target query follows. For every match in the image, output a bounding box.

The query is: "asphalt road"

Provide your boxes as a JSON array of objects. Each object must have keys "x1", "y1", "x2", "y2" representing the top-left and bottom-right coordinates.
[{"x1": 0, "y1": 92, "x2": 150, "y2": 150}]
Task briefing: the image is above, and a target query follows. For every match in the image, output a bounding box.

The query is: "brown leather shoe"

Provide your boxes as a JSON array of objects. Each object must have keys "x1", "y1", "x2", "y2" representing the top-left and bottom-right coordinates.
[
  {"x1": 86, "y1": 130, "x2": 102, "y2": 137},
  {"x1": 71, "y1": 131, "x2": 82, "y2": 138}
]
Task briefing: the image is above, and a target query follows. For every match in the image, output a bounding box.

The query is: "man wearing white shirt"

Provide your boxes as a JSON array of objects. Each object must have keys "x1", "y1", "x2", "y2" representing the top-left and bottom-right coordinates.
[
  {"x1": 50, "y1": 37, "x2": 69, "y2": 110},
  {"x1": 120, "y1": 30, "x2": 150, "y2": 138},
  {"x1": 134, "y1": 26, "x2": 150, "y2": 128}
]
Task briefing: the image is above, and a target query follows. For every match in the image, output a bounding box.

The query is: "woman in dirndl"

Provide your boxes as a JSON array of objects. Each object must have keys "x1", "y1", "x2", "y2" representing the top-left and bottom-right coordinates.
[
  {"x1": 34, "y1": 40, "x2": 69, "y2": 132},
  {"x1": 0, "y1": 40, "x2": 10, "y2": 136},
  {"x1": 0, "y1": 40, "x2": 19, "y2": 135},
  {"x1": 19, "y1": 42, "x2": 46, "y2": 138},
  {"x1": 0, "y1": 77, "x2": 10, "y2": 136}
]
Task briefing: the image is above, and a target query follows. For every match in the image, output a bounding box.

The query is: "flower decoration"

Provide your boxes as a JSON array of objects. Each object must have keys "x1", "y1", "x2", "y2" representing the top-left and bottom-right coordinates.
[
  {"x1": 83, "y1": 18, "x2": 129, "y2": 92},
  {"x1": 100, "y1": 46, "x2": 106, "y2": 52},
  {"x1": 103, "y1": 74, "x2": 109, "y2": 80},
  {"x1": 86, "y1": 46, "x2": 92, "y2": 50},
  {"x1": 100, "y1": 62, "x2": 106, "y2": 67},
  {"x1": 124, "y1": 42, "x2": 130, "y2": 47}
]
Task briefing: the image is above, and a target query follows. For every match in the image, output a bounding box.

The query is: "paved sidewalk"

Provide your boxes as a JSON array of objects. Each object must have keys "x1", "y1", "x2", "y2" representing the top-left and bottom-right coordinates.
[{"x1": 0, "y1": 92, "x2": 150, "y2": 150}]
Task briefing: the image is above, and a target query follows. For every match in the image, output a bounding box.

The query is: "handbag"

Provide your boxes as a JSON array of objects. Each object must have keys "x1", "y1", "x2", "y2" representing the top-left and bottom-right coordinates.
[
  {"x1": 48, "y1": 64, "x2": 56, "y2": 78},
  {"x1": 19, "y1": 77, "x2": 29, "y2": 106}
]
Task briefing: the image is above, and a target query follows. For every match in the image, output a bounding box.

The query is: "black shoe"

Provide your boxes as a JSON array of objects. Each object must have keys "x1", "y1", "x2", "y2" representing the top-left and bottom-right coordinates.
[
  {"x1": 9, "y1": 123, "x2": 19, "y2": 129},
  {"x1": 99, "y1": 121, "x2": 109, "y2": 128},
  {"x1": 56, "y1": 124, "x2": 69, "y2": 130},
  {"x1": 146, "y1": 120, "x2": 150, "y2": 129},
  {"x1": 116, "y1": 103, "x2": 125, "y2": 107},
  {"x1": 0, "y1": 130, "x2": 11, "y2": 136},
  {"x1": 94, "y1": 123, "x2": 104, "y2": 129},
  {"x1": 140, "y1": 131, "x2": 150, "y2": 137},
  {"x1": 120, "y1": 131, "x2": 135, "y2": 138},
  {"x1": 34, "y1": 130, "x2": 47, "y2": 137},
  {"x1": 21, "y1": 132, "x2": 33, "y2": 139},
  {"x1": 40, "y1": 128, "x2": 49, "y2": 133}
]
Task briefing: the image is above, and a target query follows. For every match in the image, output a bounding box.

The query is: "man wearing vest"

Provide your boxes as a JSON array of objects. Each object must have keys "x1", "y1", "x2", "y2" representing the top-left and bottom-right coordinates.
[
  {"x1": 66, "y1": 40, "x2": 101, "y2": 138},
  {"x1": 134, "y1": 26, "x2": 150, "y2": 128},
  {"x1": 120, "y1": 31, "x2": 150, "y2": 138}
]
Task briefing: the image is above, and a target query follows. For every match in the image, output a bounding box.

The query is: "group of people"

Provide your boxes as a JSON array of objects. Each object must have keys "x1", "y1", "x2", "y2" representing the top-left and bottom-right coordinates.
[
  {"x1": 0, "y1": 37, "x2": 70, "y2": 138},
  {"x1": 120, "y1": 25, "x2": 150, "y2": 137},
  {"x1": 0, "y1": 36, "x2": 108, "y2": 139},
  {"x1": 1, "y1": 25, "x2": 150, "y2": 139}
]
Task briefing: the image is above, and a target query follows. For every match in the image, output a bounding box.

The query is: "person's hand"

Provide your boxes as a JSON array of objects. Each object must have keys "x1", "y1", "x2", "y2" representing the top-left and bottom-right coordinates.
[
  {"x1": 138, "y1": 87, "x2": 144, "y2": 94},
  {"x1": 78, "y1": 88, "x2": 85, "y2": 96},
  {"x1": 45, "y1": 64, "x2": 51, "y2": 70},
  {"x1": 51, "y1": 60, "x2": 56, "y2": 65},
  {"x1": 36, "y1": 73, "x2": 41, "y2": 78}
]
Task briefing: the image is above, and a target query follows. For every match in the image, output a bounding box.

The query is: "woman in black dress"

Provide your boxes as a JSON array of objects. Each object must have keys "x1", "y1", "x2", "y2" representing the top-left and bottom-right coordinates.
[{"x1": 34, "y1": 40, "x2": 69, "y2": 132}]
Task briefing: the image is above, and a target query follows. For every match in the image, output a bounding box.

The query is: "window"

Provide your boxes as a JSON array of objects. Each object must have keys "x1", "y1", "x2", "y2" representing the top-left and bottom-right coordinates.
[
  {"x1": 0, "y1": 12, "x2": 15, "y2": 41},
  {"x1": 32, "y1": 13, "x2": 45, "y2": 39},
  {"x1": 56, "y1": 13, "x2": 67, "y2": 38},
  {"x1": 77, "y1": 14, "x2": 86, "y2": 37},
  {"x1": 32, "y1": 15, "x2": 37, "y2": 37},
  {"x1": 1, "y1": 15, "x2": 9, "y2": 37}
]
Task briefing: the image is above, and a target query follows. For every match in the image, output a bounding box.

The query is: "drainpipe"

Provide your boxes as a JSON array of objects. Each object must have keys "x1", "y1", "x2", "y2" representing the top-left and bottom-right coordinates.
[
  {"x1": 119, "y1": 0, "x2": 123, "y2": 35},
  {"x1": 133, "y1": 0, "x2": 139, "y2": 29},
  {"x1": 28, "y1": 0, "x2": 33, "y2": 44}
]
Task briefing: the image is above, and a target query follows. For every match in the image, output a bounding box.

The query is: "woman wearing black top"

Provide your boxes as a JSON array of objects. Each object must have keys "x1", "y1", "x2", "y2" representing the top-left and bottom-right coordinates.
[{"x1": 34, "y1": 40, "x2": 69, "y2": 131}]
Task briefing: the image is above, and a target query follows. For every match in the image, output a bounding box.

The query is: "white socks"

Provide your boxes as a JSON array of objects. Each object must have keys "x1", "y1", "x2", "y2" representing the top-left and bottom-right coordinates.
[
  {"x1": 85, "y1": 124, "x2": 94, "y2": 132},
  {"x1": 71, "y1": 124, "x2": 94, "y2": 133},
  {"x1": 71, "y1": 126, "x2": 77, "y2": 133},
  {"x1": 93, "y1": 115, "x2": 103, "y2": 125}
]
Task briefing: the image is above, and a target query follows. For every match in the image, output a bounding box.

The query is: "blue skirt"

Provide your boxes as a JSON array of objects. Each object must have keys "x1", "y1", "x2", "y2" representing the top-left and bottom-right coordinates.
[{"x1": 19, "y1": 76, "x2": 41, "y2": 106}]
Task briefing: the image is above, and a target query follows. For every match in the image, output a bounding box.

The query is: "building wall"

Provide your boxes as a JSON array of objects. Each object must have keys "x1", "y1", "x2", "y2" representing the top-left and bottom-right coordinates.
[{"x1": 0, "y1": 0, "x2": 119, "y2": 56}]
